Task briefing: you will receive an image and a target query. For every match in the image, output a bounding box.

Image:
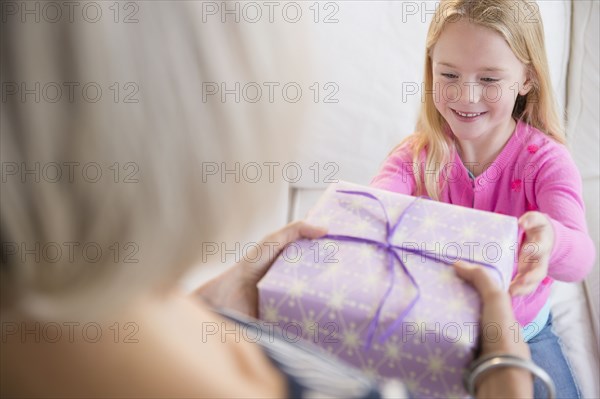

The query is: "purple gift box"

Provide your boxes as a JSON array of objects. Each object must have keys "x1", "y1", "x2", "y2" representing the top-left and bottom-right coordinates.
[{"x1": 258, "y1": 181, "x2": 517, "y2": 398}]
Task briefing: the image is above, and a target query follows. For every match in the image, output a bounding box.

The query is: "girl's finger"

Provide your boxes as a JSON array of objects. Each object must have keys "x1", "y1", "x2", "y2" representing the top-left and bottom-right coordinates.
[
  {"x1": 518, "y1": 211, "x2": 548, "y2": 230},
  {"x1": 510, "y1": 280, "x2": 537, "y2": 296},
  {"x1": 509, "y1": 267, "x2": 546, "y2": 296}
]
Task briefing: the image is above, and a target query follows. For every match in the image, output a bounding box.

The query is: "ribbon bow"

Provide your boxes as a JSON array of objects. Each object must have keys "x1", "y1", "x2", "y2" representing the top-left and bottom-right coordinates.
[{"x1": 322, "y1": 189, "x2": 503, "y2": 349}]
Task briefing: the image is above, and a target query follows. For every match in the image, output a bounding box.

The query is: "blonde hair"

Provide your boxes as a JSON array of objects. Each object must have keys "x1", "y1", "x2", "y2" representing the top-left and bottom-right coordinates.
[
  {"x1": 1, "y1": 3, "x2": 306, "y2": 319},
  {"x1": 406, "y1": 0, "x2": 565, "y2": 200}
]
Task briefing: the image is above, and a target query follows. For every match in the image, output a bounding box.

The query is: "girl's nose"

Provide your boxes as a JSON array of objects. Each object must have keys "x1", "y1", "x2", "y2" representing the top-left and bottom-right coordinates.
[{"x1": 459, "y1": 81, "x2": 482, "y2": 105}]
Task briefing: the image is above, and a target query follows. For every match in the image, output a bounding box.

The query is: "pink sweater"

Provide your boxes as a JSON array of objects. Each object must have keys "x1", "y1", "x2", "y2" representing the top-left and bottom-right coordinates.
[{"x1": 371, "y1": 119, "x2": 595, "y2": 326}]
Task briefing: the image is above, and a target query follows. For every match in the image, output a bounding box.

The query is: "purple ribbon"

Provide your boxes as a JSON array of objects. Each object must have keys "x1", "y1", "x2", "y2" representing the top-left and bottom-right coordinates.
[{"x1": 322, "y1": 189, "x2": 503, "y2": 349}]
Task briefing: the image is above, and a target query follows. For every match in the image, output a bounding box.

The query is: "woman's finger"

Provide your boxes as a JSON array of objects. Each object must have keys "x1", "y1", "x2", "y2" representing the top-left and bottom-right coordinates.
[
  {"x1": 243, "y1": 221, "x2": 328, "y2": 279},
  {"x1": 261, "y1": 221, "x2": 327, "y2": 263},
  {"x1": 264, "y1": 221, "x2": 328, "y2": 249},
  {"x1": 453, "y1": 261, "x2": 502, "y2": 297},
  {"x1": 294, "y1": 221, "x2": 329, "y2": 240}
]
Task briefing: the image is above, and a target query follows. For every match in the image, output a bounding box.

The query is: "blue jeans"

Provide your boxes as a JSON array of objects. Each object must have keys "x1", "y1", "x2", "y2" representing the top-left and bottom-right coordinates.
[{"x1": 528, "y1": 313, "x2": 581, "y2": 398}]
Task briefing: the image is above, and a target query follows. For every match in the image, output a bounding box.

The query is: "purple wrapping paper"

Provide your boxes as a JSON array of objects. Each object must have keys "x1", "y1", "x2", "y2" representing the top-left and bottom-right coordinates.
[{"x1": 258, "y1": 181, "x2": 517, "y2": 398}]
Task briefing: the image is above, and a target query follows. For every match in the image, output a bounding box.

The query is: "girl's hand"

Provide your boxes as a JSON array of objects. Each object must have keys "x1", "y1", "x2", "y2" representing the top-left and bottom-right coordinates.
[
  {"x1": 194, "y1": 221, "x2": 328, "y2": 318},
  {"x1": 509, "y1": 211, "x2": 555, "y2": 296}
]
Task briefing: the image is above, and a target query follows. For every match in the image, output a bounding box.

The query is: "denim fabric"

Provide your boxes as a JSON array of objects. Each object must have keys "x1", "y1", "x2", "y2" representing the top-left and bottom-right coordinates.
[{"x1": 529, "y1": 313, "x2": 581, "y2": 399}]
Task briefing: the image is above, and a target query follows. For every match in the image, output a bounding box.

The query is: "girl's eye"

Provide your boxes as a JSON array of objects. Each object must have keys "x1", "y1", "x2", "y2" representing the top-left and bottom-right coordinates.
[
  {"x1": 481, "y1": 77, "x2": 500, "y2": 83},
  {"x1": 441, "y1": 73, "x2": 458, "y2": 79}
]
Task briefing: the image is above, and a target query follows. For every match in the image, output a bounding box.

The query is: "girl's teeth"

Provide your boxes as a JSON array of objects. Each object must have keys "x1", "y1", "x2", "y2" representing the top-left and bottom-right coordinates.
[{"x1": 456, "y1": 110, "x2": 482, "y2": 117}]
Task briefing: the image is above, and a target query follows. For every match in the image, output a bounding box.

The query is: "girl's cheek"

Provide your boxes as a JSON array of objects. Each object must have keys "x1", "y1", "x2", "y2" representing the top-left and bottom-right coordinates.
[
  {"x1": 482, "y1": 84, "x2": 502, "y2": 103},
  {"x1": 432, "y1": 80, "x2": 444, "y2": 104},
  {"x1": 444, "y1": 82, "x2": 460, "y2": 105}
]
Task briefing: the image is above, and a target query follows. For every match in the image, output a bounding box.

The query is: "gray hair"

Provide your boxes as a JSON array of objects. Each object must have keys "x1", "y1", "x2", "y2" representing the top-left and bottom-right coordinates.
[{"x1": 1, "y1": 2, "x2": 307, "y2": 319}]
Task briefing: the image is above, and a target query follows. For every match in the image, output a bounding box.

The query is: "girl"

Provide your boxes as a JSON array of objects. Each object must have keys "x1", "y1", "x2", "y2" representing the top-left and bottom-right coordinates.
[{"x1": 371, "y1": 0, "x2": 595, "y2": 397}]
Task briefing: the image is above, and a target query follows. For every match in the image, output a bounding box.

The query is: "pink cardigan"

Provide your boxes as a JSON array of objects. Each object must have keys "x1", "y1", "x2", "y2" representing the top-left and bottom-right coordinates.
[{"x1": 371, "y1": 119, "x2": 595, "y2": 326}]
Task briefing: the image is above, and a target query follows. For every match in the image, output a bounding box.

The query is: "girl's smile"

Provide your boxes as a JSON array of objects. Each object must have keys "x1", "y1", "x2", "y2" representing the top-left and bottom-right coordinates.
[{"x1": 450, "y1": 108, "x2": 488, "y2": 122}]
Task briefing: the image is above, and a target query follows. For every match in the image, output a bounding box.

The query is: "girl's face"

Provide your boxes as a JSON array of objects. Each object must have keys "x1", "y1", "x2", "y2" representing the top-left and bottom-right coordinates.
[{"x1": 431, "y1": 19, "x2": 531, "y2": 146}]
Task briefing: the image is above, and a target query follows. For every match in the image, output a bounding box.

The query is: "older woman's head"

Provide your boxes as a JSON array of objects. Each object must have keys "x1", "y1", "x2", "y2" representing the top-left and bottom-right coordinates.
[{"x1": 1, "y1": 2, "x2": 307, "y2": 319}]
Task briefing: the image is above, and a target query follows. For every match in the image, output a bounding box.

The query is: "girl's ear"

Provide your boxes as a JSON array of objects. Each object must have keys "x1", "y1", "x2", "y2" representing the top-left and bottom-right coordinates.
[
  {"x1": 519, "y1": 80, "x2": 532, "y2": 96},
  {"x1": 519, "y1": 69, "x2": 535, "y2": 96}
]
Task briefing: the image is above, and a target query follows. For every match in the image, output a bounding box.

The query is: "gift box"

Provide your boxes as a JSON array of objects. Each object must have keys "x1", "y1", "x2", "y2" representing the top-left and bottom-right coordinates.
[{"x1": 258, "y1": 181, "x2": 517, "y2": 398}]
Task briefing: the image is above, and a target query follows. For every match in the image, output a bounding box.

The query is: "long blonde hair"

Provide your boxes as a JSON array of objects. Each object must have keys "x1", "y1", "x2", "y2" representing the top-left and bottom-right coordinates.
[{"x1": 407, "y1": 0, "x2": 565, "y2": 200}]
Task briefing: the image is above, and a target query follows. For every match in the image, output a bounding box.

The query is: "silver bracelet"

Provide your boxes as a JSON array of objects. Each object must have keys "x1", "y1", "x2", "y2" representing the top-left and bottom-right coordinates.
[{"x1": 464, "y1": 353, "x2": 556, "y2": 399}]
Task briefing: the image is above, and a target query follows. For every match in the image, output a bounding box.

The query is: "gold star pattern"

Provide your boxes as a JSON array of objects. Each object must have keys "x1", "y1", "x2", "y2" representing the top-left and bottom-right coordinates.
[
  {"x1": 327, "y1": 291, "x2": 347, "y2": 311},
  {"x1": 427, "y1": 354, "x2": 445, "y2": 374},
  {"x1": 262, "y1": 304, "x2": 279, "y2": 322},
  {"x1": 341, "y1": 330, "x2": 360, "y2": 351},
  {"x1": 289, "y1": 280, "x2": 307, "y2": 298}
]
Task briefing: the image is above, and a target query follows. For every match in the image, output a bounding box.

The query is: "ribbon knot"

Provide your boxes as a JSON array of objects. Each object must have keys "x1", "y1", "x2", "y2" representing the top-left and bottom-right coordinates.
[{"x1": 320, "y1": 189, "x2": 503, "y2": 349}]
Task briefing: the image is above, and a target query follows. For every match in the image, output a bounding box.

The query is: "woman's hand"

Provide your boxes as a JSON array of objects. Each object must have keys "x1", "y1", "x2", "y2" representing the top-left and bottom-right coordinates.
[
  {"x1": 453, "y1": 261, "x2": 532, "y2": 398},
  {"x1": 509, "y1": 211, "x2": 555, "y2": 296},
  {"x1": 453, "y1": 261, "x2": 529, "y2": 357},
  {"x1": 194, "y1": 221, "x2": 327, "y2": 317}
]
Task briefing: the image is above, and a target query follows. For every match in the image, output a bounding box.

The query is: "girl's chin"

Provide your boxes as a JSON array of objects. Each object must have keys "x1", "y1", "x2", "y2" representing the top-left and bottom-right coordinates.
[
  {"x1": 446, "y1": 125, "x2": 485, "y2": 142},
  {"x1": 446, "y1": 122, "x2": 481, "y2": 135}
]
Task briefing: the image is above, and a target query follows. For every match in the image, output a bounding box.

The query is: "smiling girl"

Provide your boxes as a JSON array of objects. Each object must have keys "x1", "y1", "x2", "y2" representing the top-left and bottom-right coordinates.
[{"x1": 371, "y1": 1, "x2": 595, "y2": 397}]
